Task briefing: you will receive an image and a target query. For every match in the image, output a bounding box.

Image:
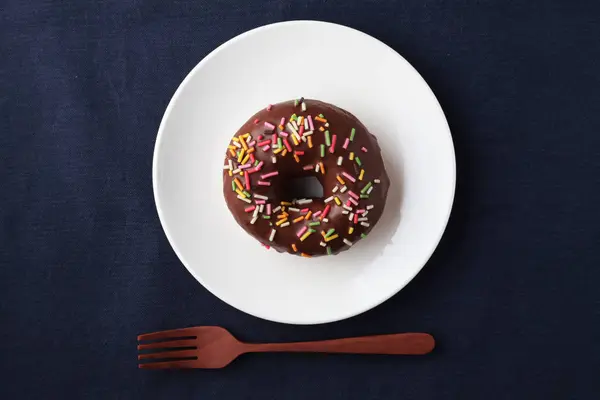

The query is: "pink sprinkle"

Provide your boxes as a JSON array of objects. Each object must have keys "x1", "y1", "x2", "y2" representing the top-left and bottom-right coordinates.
[
  {"x1": 264, "y1": 122, "x2": 275, "y2": 130},
  {"x1": 313, "y1": 211, "x2": 322, "y2": 217},
  {"x1": 272, "y1": 133, "x2": 277, "y2": 146},
  {"x1": 247, "y1": 140, "x2": 256, "y2": 147},
  {"x1": 356, "y1": 209, "x2": 366, "y2": 214},
  {"x1": 258, "y1": 181, "x2": 271, "y2": 186},
  {"x1": 346, "y1": 200, "x2": 352, "y2": 207},
  {"x1": 280, "y1": 117, "x2": 285, "y2": 126},
  {"x1": 267, "y1": 104, "x2": 272, "y2": 111},
  {"x1": 342, "y1": 172, "x2": 356, "y2": 183},
  {"x1": 297, "y1": 226, "x2": 308, "y2": 238},
  {"x1": 329, "y1": 134, "x2": 337, "y2": 153},
  {"x1": 349, "y1": 197, "x2": 359, "y2": 206},
  {"x1": 354, "y1": 214, "x2": 359, "y2": 224},
  {"x1": 301, "y1": 208, "x2": 309, "y2": 213},
  {"x1": 302, "y1": 165, "x2": 314, "y2": 170},
  {"x1": 260, "y1": 171, "x2": 279, "y2": 179},
  {"x1": 308, "y1": 115, "x2": 314, "y2": 131},
  {"x1": 279, "y1": 131, "x2": 289, "y2": 137},
  {"x1": 266, "y1": 204, "x2": 272, "y2": 215},
  {"x1": 348, "y1": 190, "x2": 359, "y2": 199},
  {"x1": 342, "y1": 138, "x2": 350, "y2": 149},
  {"x1": 253, "y1": 119, "x2": 260, "y2": 125},
  {"x1": 262, "y1": 145, "x2": 271, "y2": 151},
  {"x1": 361, "y1": 146, "x2": 368, "y2": 152},
  {"x1": 321, "y1": 205, "x2": 331, "y2": 219},
  {"x1": 255, "y1": 200, "x2": 266, "y2": 205},
  {"x1": 257, "y1": 135, "x2": 263, "y2": 140},
  {"x1": 299, "y1": 125, "x2": 304, "y2": 136},
  {"x1": 258, "y1": 140, "x2": 271, "y2": 146},
  {"x1": 244, "y1": 171, "x2": 251, "y2": 190},
  {"x1": 295, "y1": 150, "x2": 305, "y2": 155},
  {"x1": 244, "y1": 206, "x2": 256, "y2": 212},
  {"x1": 261, "y1": 243, "x2": 271, "y2": 249},
  {"x1": 283, "y1": 138, "x2": 292, "y2": 152},
  {"x1": 239, "y1": 163, "x2": 251, "y2": 169}
]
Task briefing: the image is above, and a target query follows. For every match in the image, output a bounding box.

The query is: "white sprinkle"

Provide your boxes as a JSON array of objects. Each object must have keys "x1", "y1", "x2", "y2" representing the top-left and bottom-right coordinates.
[
  {"x1": 322, "y1": 218, "x2": 329, "y2": 222},
  {"x1": 291, "y1": 120, "x2": 299, "y2": 131},
  {"x1": 343, "y1": 204, "x2": 352, "y2": 211},
  {"x1": 332, "y1": 186, "x2": 339, "y2": 193},
  {"x1": 223, "y1": 164, "x2": 231, "y2": 170},
  {"x1": 315, "y1": 163, "x2": 320, "y2": 173},
  {"x1": 296, "y1": 199, "x2": 313, "y2": 205},
  {"x1": 254, "y1": 194, "x2": 268, "y2": 200},
  {"x1": 320, "y1": 241, "x2": 326, "y2": 247},
  {"x1": 374, "y1": 179, "x2": 381, "y2": 183},
  {"x1": 358, "y1": 217, "x2": 368, "y2": 222},
  {"x1": 228, "y1": 159, "x2": 233, "y2": 170},
  {"x1": 288, "y1": 207, "x2": 300, "y2": 212},
  {"x1": 340, "y1": 186, "x2": 348, "y2": 193},
  {"x1": 348, "y1": 213, "x2": 354, "y2": 221},
  {"x1": 337, "y1": 156, "x2": 343, "y2": 166},
  {"x1": 253, "y1": 208, "x2": 259, "y2": 218},
  {"x1": 301, "y1": 136, "x2": 307, "y2": 142},
  {"x1": 367, "y1": 186, "x2": 374, "y2": 194},
  {"x1": 301, "y1": 102, "x2": 307, "y2": 112},
  {"x1": 272, "y1": 156, "x2": 277, "y2": 164},
  {"x1": 294, "y1": 132, "x2": 302, "y2": 142},
  {"x1": 287, "y1": 122, "x2": 298, "y2": 135},
  {"x1": 302, "y1": 130, "x2": 313, "y2": 136},
  {"x1": 232, "y1": 168, "x2": 241, "y2": 174},
  {"x1": 269, "y1": 229, "x2": 276, "y2": 242},
  {"x1": 342, "y1": 210, "x2": 349, "y2": 215},
  {"x1": 343, "y1": 239, "x2": 353, "y2": 246},
  {"x1": 363, "y1": 211, "x2": 369, "y2": 216},
  {"x1": 273, "y1": 206, "x2": 281, "y2": 213},
  {"x1": 280, "y1": 222, "x2": 290, "y2": 227},
  {"x1": 250, "y1": 216, "x2": 258, "y2": 224},
  {"x1": 237, "y1": 195, "x2": 251, "y2": 203},
  {"x1": 304, "y1": 118, "x2": 309, "y2": 130},
  {"x1": 325, "y1": 123, "x2": 329, "y2": 127},
  {"x1": 324, "y1": 196, "x2": 334, "y2": 203},
  {"x1": 233, "y1": 141, "x2": 242, "y2": 148},
  {"x1": 366, "y1": 205, "x2": 374, "y2": 210},
  {"x1": 259, "y1": 204, "x2": 265, "y2": 212},
  {"x1": 361, "y1": 222, "x2": 370, "y2": 227}
]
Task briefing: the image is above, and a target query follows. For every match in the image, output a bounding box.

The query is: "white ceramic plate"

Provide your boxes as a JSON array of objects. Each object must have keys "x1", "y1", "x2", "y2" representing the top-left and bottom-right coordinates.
[{"x1": 153, "y1": 21, "x2": 455, "y2": 324}]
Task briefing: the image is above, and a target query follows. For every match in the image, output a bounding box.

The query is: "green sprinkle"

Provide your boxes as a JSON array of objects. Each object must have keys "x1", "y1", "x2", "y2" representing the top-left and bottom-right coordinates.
[
  {"x1": 325, "y1": 130, "x2": 331, "y2": 146},
  {"x1": 243, "y1": 190, "x2": 251, "y2": 197},
  {"x1": 319, "y1": 113, "x2": 324, "y2": 118},
  {"x1": 350, "y1": 128, "x2": 356, "y2": 141},
  {"x1": 355, "y1": 157, "x2": 362, "y2": 166},
  {"x1": 237, "y1": 150, "x2": 242, "y2": 157},
  {"x1": 320, "y1": 144, "x2": 325, "y2": 157},
  {"x1": 361, "y1": 233, "x2": 367, "y2": 238},
  {"x1": 360, "y1": 194, "x2": 369, "y2": 199},
  {"x1": 361, "y1": 181, "x2": 373, "y2": 194},
  {"x1": 309, "y1": 229, "x2": 316, "y2": 233},
  {"x1": 278, "y1": 137, "x2": 283, "y2": 149},
  {"x1": 254, "y1": 160, "x2": 260, "y2": 166},
  {"x1": 231, "y1": 181, "x2": 236, "y2": 191},
  {"x1": 325, "y1": 228, "x2": 335, "y2": 238},
  {"x1": 291, "y1": 113, "x2": 297, "y2": 121},
  {"x1": 262, "y1": 215, "x2": 271, "y2": 219},
  {"x1": 327, "y1": 246, "x2": 332, "y2": 255},
  {"x1": 309, "y1": 221, "x2": 320, "y2": 226}
]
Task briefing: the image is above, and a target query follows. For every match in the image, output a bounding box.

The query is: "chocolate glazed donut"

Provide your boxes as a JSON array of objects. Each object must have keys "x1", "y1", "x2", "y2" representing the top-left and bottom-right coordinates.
[{"x1": 222, "y1": 99, "x2": 390, "y2": 257}]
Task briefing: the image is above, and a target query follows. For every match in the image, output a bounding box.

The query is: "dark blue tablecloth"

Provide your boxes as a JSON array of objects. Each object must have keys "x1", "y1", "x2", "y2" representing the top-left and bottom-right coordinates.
[{"x1": 2, "y1": 1, "x2": 599, "y2": 398}]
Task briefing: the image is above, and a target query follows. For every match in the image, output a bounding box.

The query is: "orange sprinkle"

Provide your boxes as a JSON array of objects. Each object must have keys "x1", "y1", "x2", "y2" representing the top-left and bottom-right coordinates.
[
  {"x1": 301, "y1": 253, "x2": 312, "y2": 258},
  {"x1": 281, "y1": 201, "x2": 292, "y2": 205},
  {"x1": 305, "y1": 211, "x2": 312, "y2": 220},
  {"x1": 247, "y1": 147, "x2": 255, "y2": 154},
  {"x1": 229, "y1": 148, "x2": 236, "y2": 157},
  {"x1": 298, "y1": 116, "x2": 304, "y2": 125},
  {"x1": 315, "y1": 117, "x2": 327, "y2": 123},
  {"x1": 291, "y1": 244, "x2": 298, "y2": 252},
  {"x1": 277, "y1": 214, "x2": 287, "y2": 219},
  {"x1": 319, "y1": 126, "x2": 325, "y2": 132},
  {"x1": 294, "y1": 154, "x2": 300, "y2": 163},
  {"x1": 293, "y1": 216, "x2": 305, "y2": 223},
  {"x1": 234, "y1": 178, "x2": 243, "y2": 190},
  {"x1": 281, "y1": 149, "x2": 287, "y2": 157},
  {"x1": 319, "y1": 161, "x2": 325, "y2": 175},
  {"x1": 336, "y1": 175, "x2": 346, "y2": 185},
  {"x1": 278, "y1": 125, "x2": 284, "y2": 131},
  {"x1": 308, "y1": 136, "x2": 313, "y2": 148}
]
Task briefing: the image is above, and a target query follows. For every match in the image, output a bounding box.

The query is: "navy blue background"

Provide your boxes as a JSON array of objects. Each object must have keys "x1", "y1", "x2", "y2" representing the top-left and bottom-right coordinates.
[{"x1": 2, "y1": 1, "x2": 599, "y2": 398}]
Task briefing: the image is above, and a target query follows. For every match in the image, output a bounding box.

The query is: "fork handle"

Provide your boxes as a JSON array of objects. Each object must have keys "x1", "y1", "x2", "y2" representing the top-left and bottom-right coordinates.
[{"x1": 245, "y1": 333, "x2": 434, "y2": 355}]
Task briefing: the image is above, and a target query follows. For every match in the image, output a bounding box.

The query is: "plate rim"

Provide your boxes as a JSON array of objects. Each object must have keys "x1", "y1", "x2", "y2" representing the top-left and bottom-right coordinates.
[{"x1": 152, "y1": 20, "x2": 456, "y2": 324}]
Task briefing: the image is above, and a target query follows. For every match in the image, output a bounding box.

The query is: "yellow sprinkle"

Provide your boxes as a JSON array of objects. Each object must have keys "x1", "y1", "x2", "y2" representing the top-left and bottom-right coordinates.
[
  {"x1": 275, "y1": 218, "x2": 288, "y2": 226},
  {"x1": 301, "y1": 253, "x2": 311, "y2": 258},
  {"x1": 273, "y1": 147, "x2": 283, "y2": 154},
  {"x1": 235, "y1": 189, "x2": 247, "y2": 198},
  {"x1": 294, "y1": 154, "x2": 300, "y2": 163},
  {"x1": 308, "y1": 136, "x2": 313, "y2": 148},
  {"x1": 324, "y1": 234, "x2": 339, "y2": 242},
  {"x1": 359, "y1": 169, "x2": 365, "y2": 181},
  {"x1": 291, "y1": 244, "x2": 298, "y2": 252},
  {"x1": 241, "y1": 154, "x2": 250, "y2": 165},
  {"x1": 334, "y1": 197, "x2": 342, "y2": 206},
  {"x1": 229, "y1": 148, "x2": 236, "y2": 157},
  {"x1": 304, "y1": 211, "x2": 312, "y2": 220},
  {"x1": 348, "y1": 227, "x2": 354, "y2": 234},
  {"x1": 231, "y1": 137, "x2": 239, "y2": 142},
  {"x1": 237, "y1": 149, "x2": 245, "y2": 163},
  {"x1": 281, "y1": 149, "x2": 287, "y2": 157},
  {"x1": 239, "y1": 171, "x2": 244, "y2": 175},
  {"x1": 228, "y1": 145, "x2": 236, "y2": 150},
  {"x1": 291, "y1": 135, "x2": 299, "y2": 146},
  {"x1": 336, "y1": 175, "x2": 346, "y2": 185},
  {"x1": 319, "y1": 162, "x2": 325, "y2": 175},
  {"x1": 293, "y1": 216, "x2": 305, "y2": 223},
  {"x1": 228, "y1": 170, "x2": 232, "y2": 176},
  {"x1": 349, "y1": 152, "x2": 354, "y2": 160},
  {"x1": 281, "y1": 201, "x2": 292, "y2": 205},
  {"x1": 234, "y1": 178, "x2": 243, "y2": 190},
  {"x1": 300, "y1": 231, "x2": 312, "y2": 241},
  {"x1": 239, "y1": 136, "x2": 248, "y2": 150},
  {"x1": 321, "y1": 230, "x2": 327, "y2": 239},
  {"x1": 242, "y1": 133, "x2": 251, "y2": 138}
]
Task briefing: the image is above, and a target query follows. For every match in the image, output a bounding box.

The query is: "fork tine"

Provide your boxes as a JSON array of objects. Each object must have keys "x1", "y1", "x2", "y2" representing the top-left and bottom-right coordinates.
[
  {"x1": 138, "y1": 359, "x2": 198, "y2": 369},
  {"x1": 137, "y1": 339, "x2": 196, "y2": 351},
  {"x1": 138, "y1": 349, "x2": 197, "y2": 361},
  {"x1": 137, "y1": 327, "x2": 197, "y2": 342}
]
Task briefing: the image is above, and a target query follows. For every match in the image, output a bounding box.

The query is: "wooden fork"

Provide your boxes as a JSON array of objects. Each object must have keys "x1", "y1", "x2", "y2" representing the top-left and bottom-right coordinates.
[{"x1": 138, "y1": 326, "x2": 435, "y2": 369}]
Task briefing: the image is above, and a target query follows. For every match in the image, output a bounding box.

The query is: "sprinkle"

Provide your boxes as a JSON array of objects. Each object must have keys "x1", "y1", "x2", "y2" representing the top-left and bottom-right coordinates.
[
  {"x1": 231, "y1": 181, "x2": 236, "y2": 191},
  {"x1": 260, "y1": 171, "x2": 279, "y2": 179},
  {"x1": 300, "y1": 253, "x2": 311, "y2": 258},
  {"x1": 232, "y1": 168, "x2": 241, "y2": 174},
  {"x1": 340, "y1": 186, "x2": 348, "y2": 193},
  {"x1": 350, "y1": 128, "x2": 356, "y2": 141},
  {"x1": 361, "y1": 223, "x2": 370, "y2": 228},
  {"x1": 294, "y1": 153, "x2": 300, "y2": 163},
  {"x1": 329, "y1": 134, "x2": 337, "y2": 153},
  {"x1": 279, "y1": 117, "x2": 286, "y2": 127},
  {"x1": 325, "y1": 228, "x2": 335, "y2": 238},
  {"x1": 367, "y1": 205, "x2": 374, "y2": 210},
  {"x1": 374, "y1": 179, "x2": 381, "y2": 184},
  {"x1": 319, "y1": 161, "x2": 325, "y2": 175},
  {"x1": 342, "y1": 172, "x2": 356, "y2": 183},
  {"x1": 301, "y1": 102, "x2": 306, "y2": 111},
  {"x1": 262, "y1": 145, "x2": 271, "y2": 151},
  {"x1": 332, "y1": 186, "x2": 339, "y2": 193},
  {"x1": 323, "y1": 218, "x2": 329, "y2": 222},
  {"x1": 360, "y1": 194, "x2": 369, "y2": 199},
  {"x1": 354, "y1": 214, "x2": 358, "y2": 224},
  {"x1": 297, "y1": 226, "x2": 308, "y2": 238},
  {"x1": 326, "y1": 247, "x2": 332, "y2": 255},
  {"x1": 336, "y1": 175, "x2": 346, "y2": 185},
  {"x1": 259, "y1": 204, "x2": 264, "y2": 212},
  {"x1": 313, "y1": 211, "x2": 322, "y2": 217},
  {"x1": 321, "y1": 204, "x2": 331, "y2": 219},
  {"x1": 360, "y1": 146, "x2": 368, "y2": 153},
  {"x1": 361, "y1": 181, "x2": 373, "y2": 194},
  {"x1": 238, "y1": 195, "x2": 251, "y2": 203},
  {"x1": 283, "y1": 138, "x2": 292, "y2": 152},
  {"x1": 325, "y1": 131, "x2": 331, "y2": 146},
  {"x1": 359, "y1": 169, "x2": 365, "y2": 181},
  {"x1": 280, "y1": 222, "x2": 290, "y2": 227},
  {"x1": 324, "y1": 234, "x2": 339, "y2": 242},
  {"x1": 334, "y1": 197, "x2": 342, "y2": 206},
  {"x1": 343, "y1": 238, "x2": 353, "y2": 246},
  {"x1": 304, "y1": 211, "x2": 312, "y2": 220},
  {"x1": 287, "y1": 206, "x2": 299, "y2": 211},
  {"x1": 286, "y1": 122, "x2": 298, "y2": 136},
  {"x1": 324, "y1": 196, "x2": 334, "y2": 203},
  {"x1": 320, "y1": 241, "x2": 327, "y2": 247},
  {"x1": 223, "y1": 164, "x2": 231, "y2": 170},
  {"x1": 361, "y1": 233, "x2": 367, "y2": 238},
  {"x1": 273, "y1": 206, "x2": 282, "y2": 213},
  {"x1": 272, "y1": 134, "x2": 277, "y2": 146},
  {"x1": 254, "y1": 118, "x2": 260, "y2": 124},
  {"x1": 308, "y1": 136, "x2": 313, "y2": 148},
  {"x1": 262, "y1": 243, "x2": 270, "y2": 249},
  {"x1": 291, "y1": 244, "x2": 298, "y2": 252},
  {"x1": 349, "y1": 152, "x2": 355, "y2": 161},
  {"x1": 271, "y1": 156, "x2": 277, "y2": 163},
  {"x1": 303, "y1": 165, "x2": 314, "y2": 171},
  {"x1": 258, "y1": 181, "x2": 271, "y2": 186},
  {"x1": 342, "y1": 210, "x2": 349, "y2": 214},
  {"x1": 250, "y1": 215, "x2": 258, "y2": 224},
  {"x1": 302, "y1": 130, "x2": 313, "y2": 137},
  {"x1": 244, "y1": 206, "x2": 256, "y2": 212},
  {"x1": 244, "y1": 171, "x2": 251, "y2": 190},
  {"x1": 258, "y1": 140, "x2": 271, "y2": 147},
  {"x1": 348, "y1": 191, "x2": 359, "y2": 199},
  {"x1": 233, "y1": 177, "x2": 243, "y2": 190},
  {"x1": 307, "y1": 115, "x2": 314, "y2": 131},
  {"x1": 269, "y1": 229, "x2": 276, "y2": 242},
  {"x1": 342, "y1": 138, "x2": 350, "y2": 150},
  {"x1": 255, "y1": 200, "x2": 266, "y2": 205},
  {"x1": 254, "y1": 194, "x2": 269, "y2": 200},
  {"x1": 296, "y1": 199, "x2": 313, "y2": 205},
  {"x1": 315, "y1": 116, "x2": 327, "y2": 123},
  {"x1": 293, "y1": 216, "x2": 304, "y2": 223},
  {"x1": 255, "y1": 161, "x2": 264, "y2": 170},
  {"x1": 275, "y1": 218, "x2": 288, "y2": 226},
  {"x1": 355, "y1": 157, "x2": 362, "y2": 167},
  {"x1": 309, "y1": 221, "x2": 320, "y2": 226},
  {"x1": 315, "y1": 163, "x2": 320, "y2": 173},
  {"x1": 266, "y1": 204, "x2": 272, "y2": 215},
  {"x1": 337, "y1": 156, "x2": 343, "y2": 166},
  {"x1": 267, "y1": 104, "x2": 273, "y2": 111},
  {"x1": 278, "y1": 138, "x2": 283, "y2": 149},
  {"x1": 342, "y1": 204, "x2": 352, "y2": 211},
  {"x1": 367, "y1": 186, "x2": 374, "y2": 194},
  {"x1": 320, "y1": 144, "x2": 325, "y2": 157},
  {"x1": 294, "y1": 98, "x2": 298, "y2": 106},
  {"x1": 239, "y1": 136, "x2": 249, "y2": 150},
  {"x1": 348, "y1": 197, "x2": 359, "y2": 206},
  {"x1": 348, "y1": 212, "x2": 354, "y2": 221},
  {"x1": 319, "y1": 127, "x2": 325, "y2": 132}
]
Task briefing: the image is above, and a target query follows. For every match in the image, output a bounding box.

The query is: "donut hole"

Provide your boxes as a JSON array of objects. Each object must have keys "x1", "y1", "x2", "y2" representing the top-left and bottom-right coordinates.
[{"x1": 280, "y1": 175, "x2": 323, "y2": 201}]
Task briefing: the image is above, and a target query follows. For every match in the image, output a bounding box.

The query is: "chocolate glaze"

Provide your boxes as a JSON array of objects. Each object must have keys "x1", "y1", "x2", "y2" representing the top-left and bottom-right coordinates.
[{"x1": 222, "y1": 99, "x2": 390, "y2": 257}]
